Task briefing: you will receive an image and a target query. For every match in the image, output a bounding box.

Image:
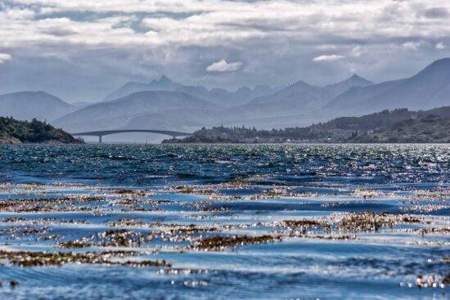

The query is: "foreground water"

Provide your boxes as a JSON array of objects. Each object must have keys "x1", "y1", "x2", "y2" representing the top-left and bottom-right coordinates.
[{"x1": 0, "y1": 144, "x2": 449, "y2": 299}]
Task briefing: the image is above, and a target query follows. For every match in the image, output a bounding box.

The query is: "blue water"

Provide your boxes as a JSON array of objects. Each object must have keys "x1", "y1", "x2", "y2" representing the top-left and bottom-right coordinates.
[{"x1": 0, "y1": 144, "x2": 449, "y2": 299}]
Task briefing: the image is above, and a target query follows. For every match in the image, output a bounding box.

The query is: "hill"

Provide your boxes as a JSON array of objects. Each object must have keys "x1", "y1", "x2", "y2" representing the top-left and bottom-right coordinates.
[
  {"x1": 54, "y1": 90, "x2": 219, "y2": 132},
  {"x1": 166, "y1": 106, "x2": 450, "y2": 143},
  {"x1": 327, "y1": 58, "x2": 450, "y2": 114},
  {"x1": 224, "y1": 74, "x2": 373, "y2": 126},
  {"x1": 0, "y1": 117, "x2": 81, "y2": 144},
  {"x1": 0, "y1": 91, "x2": 75, "y2": 121}
]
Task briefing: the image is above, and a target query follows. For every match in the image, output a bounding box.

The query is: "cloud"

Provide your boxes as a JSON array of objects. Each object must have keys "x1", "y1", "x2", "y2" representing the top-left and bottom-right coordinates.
[
  {"x1": 2, "y1": 1, "x2": 450, "y2": 49},
  {"x1": 351, "y1": 46, "x2": 363, "y2": 57},
  {"x1": 402, "y1": 41, "x2": 422, "y2": 51},
  {"x1": 1, "y1": 0, "x2": 450, "y2": 100},
  {"x1": 313, "y1": 54, "x2": 344, "y2": 62},
  {"x1": 206, "y1": 59, "x2": 243, "y2": 72},
  {"x1": 0, "y1": 53, "x2": 12, "y2": 63},
  {"x1": 436, "y1": 42, "x2": 446, "y2": 50},
  {"x1": 423, "y1": 7, "x2": 449, "y2": 19}
]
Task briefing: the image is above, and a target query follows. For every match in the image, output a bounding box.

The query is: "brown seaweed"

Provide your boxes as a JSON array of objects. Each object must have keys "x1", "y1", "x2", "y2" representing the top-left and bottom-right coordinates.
[{"x1": 193, "y1": 235, "x2": 278, "y2": 251}]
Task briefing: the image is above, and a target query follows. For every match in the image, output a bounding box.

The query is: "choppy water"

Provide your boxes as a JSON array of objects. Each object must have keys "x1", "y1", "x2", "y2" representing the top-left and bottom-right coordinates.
[{"x1": 0, "y1": 144, "x2": 449, "y2": 299}]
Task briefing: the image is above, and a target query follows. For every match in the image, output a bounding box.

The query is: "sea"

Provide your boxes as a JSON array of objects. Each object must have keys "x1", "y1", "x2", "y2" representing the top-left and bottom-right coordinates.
[{"x1": 0, "y1": 144, "x2": 449, "y2": 299}]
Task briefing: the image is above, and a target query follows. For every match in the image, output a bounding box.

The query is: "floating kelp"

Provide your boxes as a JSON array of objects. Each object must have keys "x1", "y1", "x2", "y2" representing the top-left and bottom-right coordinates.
[
  {"x1": 97, "y1": 230, "x2": 146, "y2": 247},
  {"x1": 193, "y1": 235, "x2": 278, "y2": 251},
  {"x1": 0, "y1": 250, "x2": 169, "y2": 268},
  {"x1": 58, "y1": 240, "x2": 92, "y2": 249},
  {"x1": 114, "y1": 189, "x2": 147, "y2": 196},
  {"x1": 173, "y1": 185, "x2": 217, "y2": 196},
  {"x1": 338, "y1": 212, "x2": 397, "y2": 232},
  {"x1": 0, "y1": 195, "x2": 104, "y2": 212},
  {"x1": 281, "y1": 219, "x2": 326, "y2": 228},
  {"x1": 108, "y1": 218, "x2": 146, "y2": 227},
  {"x1": 166, "y1": 224, "x2": 219, "y2": 234}
]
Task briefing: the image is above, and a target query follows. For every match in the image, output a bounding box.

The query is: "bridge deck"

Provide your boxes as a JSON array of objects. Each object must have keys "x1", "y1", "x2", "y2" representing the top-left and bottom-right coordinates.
[
  {"x1": 71, "y1": 129, "x2": 192, "y2": 137},
  {"x1": 70, "y1": 129, "x2": 192, "y2": 143}
]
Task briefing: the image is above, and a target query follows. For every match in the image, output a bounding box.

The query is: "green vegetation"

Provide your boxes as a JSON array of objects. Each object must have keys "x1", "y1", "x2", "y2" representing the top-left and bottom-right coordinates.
[
  {"x1": 0, "y1": 117, "x2": 81, "y2": 144},
  {"x1": 167, "y1": 107, "x2": 450, "y2": 144}
]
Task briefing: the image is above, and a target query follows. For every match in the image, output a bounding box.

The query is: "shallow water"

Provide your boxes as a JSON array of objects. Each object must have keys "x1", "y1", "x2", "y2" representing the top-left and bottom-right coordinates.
[{"x1": 0, "y1": 144, "x2": 449, "y2": 299}]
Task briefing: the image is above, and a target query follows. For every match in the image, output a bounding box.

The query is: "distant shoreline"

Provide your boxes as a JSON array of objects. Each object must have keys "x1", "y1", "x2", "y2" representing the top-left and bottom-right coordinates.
[
  {"x1": 3, "y1": 142, "x2": 449, "y2": 146},
  {"x1": 164, "y1": 107, "x2": 450, "y2": 144}
]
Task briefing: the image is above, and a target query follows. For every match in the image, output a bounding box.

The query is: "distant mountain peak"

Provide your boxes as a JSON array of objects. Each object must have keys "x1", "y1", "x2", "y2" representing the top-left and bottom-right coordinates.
[
  {"x1": 349, "y1": 73, "x2": 365, "y2": 80},
  {"x1": 344, "y1": 74, "x2": 372, "y2": 85},
  {"x1": 324, "y1": 73, "x2": 373, "y2": 89},
  {"x1": 155, "y1": 75, "x2": 173, "y2": 84},
  {"x1": 290, "y1": 80, "x2": 315, "y2": 89}
]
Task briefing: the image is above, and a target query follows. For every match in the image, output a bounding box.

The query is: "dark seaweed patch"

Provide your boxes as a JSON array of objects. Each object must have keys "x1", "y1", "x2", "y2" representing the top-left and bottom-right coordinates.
[
  {"x1": 193, "y1": 235, "x2": 278, "y2": 251},
  {"x1": 0, "y1": 250, "x2": 170, "y2": 268}
]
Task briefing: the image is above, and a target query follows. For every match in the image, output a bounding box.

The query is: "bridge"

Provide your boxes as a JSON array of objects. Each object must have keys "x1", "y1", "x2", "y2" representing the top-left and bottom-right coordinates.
[{"x1": 71, "y1": 129, "x2": 192, "y2": 143}]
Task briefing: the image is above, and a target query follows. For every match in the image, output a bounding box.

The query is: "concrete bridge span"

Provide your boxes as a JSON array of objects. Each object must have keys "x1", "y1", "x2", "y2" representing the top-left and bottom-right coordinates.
[{"x1": 71, "y1": 129, "x2": 192, "y2": 143}]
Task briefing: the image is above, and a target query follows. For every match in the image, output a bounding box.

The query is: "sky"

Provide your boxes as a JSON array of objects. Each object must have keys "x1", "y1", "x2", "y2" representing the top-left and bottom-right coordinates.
[{"x1": 1, "y1": 0, "x2": 450, "y2": 102}]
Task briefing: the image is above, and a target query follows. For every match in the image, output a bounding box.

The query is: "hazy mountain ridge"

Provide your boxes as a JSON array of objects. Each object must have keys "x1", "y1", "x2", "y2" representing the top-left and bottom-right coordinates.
[
  {"x1": 54, "y1": 90, "x2": 219, "y2": 132},
  {"x1": 223, "y1": 74, "x2": 374, "y2": 126},
  {"x1": 104, "y1": 75, "x2": 276, "y2": 107},
  {"x1": 327, "y1": 58, "x2": 450, "y2": 114},
  {"x1": 103, "y1": 76, "x2": 186, "y2": 101},
  {"x1": 0, "y1": 91, "x2": 75, "y2": 121}
]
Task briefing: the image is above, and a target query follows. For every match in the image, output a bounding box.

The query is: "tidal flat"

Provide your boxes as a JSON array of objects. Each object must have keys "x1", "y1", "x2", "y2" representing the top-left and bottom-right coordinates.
[{"x1": 0, "y1": 144, "x2": 449, "y2": 299}]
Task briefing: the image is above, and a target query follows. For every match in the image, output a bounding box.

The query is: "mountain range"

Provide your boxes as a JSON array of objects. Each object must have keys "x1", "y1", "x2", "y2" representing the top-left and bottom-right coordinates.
[
  {"x1": 327, "y1": 58, "x2": 450, "y2": 114},
  {"x1": 1, "y1": 57, "x2": 450, "y2": 140},
  {"x1": 54, "y1": 91, "x2": 219, "y2": 132},
  {"x1": 225, "y1": 74, "x2": 373, "y2": 124},
  {"x1": 103, "y1": 75, "x2": 275, "y2": 108}
]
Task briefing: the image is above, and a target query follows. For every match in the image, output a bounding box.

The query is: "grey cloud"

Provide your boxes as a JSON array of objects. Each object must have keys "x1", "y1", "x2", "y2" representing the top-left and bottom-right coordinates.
[
  {"x1": 42, "y1": 27, "x2": 78, "y2": 36},
  {"x1": 1, "y1": 0, "x2": 450, "y2": 102},
  {"x1": 423, "y1": 7, "x2": 449, "y2": 19}
]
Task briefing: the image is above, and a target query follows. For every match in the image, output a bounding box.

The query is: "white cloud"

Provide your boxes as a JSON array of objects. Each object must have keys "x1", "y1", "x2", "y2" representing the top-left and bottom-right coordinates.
[
  {"x1": 436, "y1": 42, "x2": 446, "y2": 49},
  {"x1": 351, "y1": 46, "x2": 363, "y2": 57},
  {"x1": 0, "y1": 53, "x2": 12, "y2": 63},
  {"x1": 206, "y1": 59, "x2": 243, "y2": 72},
  {"x1": 402, "y1": 41, "x2": 422, "y2": 51},
  {"x1": 313, "y1": 54, "x2": 344, "y2": 62}
]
